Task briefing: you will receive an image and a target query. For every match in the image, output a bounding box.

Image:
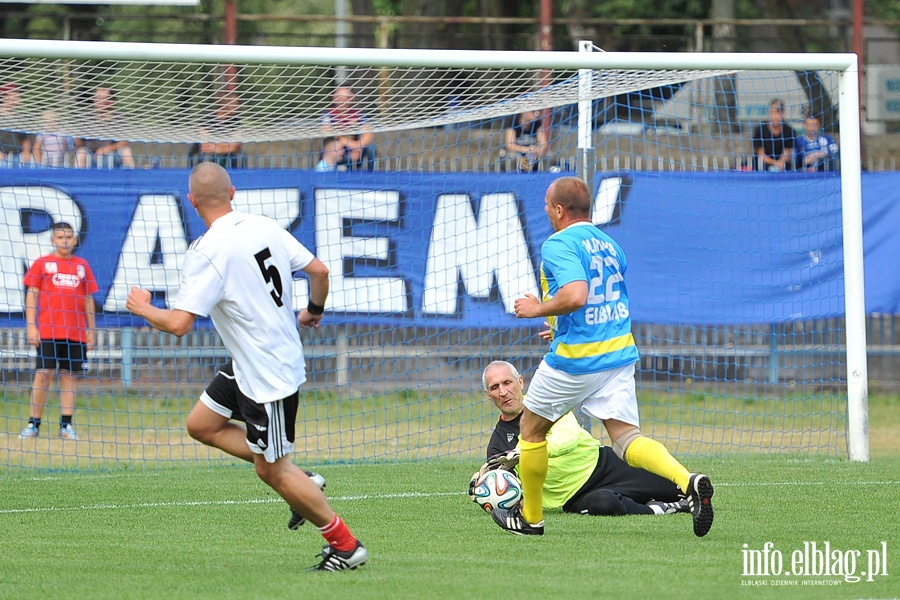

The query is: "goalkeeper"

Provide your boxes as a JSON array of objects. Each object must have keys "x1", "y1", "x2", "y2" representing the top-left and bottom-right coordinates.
[{"x1": 471, "y1": 361, "x2": 688, "y2": 517}]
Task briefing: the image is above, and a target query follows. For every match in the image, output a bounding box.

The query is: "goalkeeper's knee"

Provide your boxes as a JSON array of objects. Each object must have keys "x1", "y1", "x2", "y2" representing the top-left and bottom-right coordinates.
[{"x1": 612, "y1": 427, "x2": 642, "y2": 461}]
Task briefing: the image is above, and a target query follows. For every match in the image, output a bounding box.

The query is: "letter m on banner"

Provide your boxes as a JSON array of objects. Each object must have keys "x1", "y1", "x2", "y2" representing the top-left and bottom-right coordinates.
[{"x1": 423, "y1": 192, "x2": 538, "y2": 315}]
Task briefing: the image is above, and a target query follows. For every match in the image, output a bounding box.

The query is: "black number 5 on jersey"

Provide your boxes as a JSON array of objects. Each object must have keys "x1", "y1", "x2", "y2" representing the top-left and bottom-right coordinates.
[{"x1": 254, "y1": 247, "x2": 284, "y2": 307}]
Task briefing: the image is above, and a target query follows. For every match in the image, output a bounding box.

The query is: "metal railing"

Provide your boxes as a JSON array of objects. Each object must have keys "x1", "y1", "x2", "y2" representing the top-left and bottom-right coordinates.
[{"x1": 3, "y1": 317, "x2": 899, "y2": 389}]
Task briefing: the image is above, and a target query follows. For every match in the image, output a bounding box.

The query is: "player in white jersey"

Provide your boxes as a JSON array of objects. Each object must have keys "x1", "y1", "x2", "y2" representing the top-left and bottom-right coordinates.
[{"x1": 126, "y1": 162, "x2": 367, "y2": 572}]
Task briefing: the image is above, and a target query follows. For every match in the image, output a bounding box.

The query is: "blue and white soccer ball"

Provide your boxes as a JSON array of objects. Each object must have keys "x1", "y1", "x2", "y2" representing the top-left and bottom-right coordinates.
[{"x1": 473, "y1": 470, "x2": 522, "y2": 513}]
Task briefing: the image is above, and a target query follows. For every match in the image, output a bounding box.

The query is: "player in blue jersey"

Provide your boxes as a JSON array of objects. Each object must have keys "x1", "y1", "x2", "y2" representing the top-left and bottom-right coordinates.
[
  {"x1": 491, "y1": 176, "x2": 714, "y2": 537},
  {"x1": 795, "y1": 115, "x2": 839, "y2": 172}
]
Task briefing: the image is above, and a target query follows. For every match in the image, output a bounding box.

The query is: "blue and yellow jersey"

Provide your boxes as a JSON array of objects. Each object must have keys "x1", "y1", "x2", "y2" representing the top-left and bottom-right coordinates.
[{"x1": 540, "y1": 222, "x2": 639, "y2": 374}]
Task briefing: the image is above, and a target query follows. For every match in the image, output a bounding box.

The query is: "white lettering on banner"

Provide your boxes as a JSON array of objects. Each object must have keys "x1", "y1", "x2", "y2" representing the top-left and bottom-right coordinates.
[
  {"x1": 314, "y1": 188, "x2": 406, "y2": 313},
  {"x1": 232, "y1": 188, "x2": 301, "y2": 230},
  {"x1": 423, "y1": 192, "x2": 538, "y2": 315},
  {"x1": 0, "y1": 186, "x2": 83, "y2": 312},
  {"x1": 1, "y1": 185, "x2": 541, "y2": 316},
  {"x1": 103, "y1": 195, "x2": 188, "y2": 312},
  {"x1": 593, "y1": 177, "x2": 624, "y2": 225}
]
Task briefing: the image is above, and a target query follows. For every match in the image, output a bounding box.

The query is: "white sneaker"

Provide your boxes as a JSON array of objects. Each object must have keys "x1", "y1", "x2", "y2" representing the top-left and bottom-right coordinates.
[
  {"x1": 20, "y1": 423, "x2": 39, "y2": 438},
  {"x1": 59, "y1": 424, "x2": 78, "y2": 440}
]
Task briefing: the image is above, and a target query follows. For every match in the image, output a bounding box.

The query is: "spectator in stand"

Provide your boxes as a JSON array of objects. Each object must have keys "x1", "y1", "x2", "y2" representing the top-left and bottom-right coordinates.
[
  {"x1": 794, "y1": 114, "x2": 839, "y2": 172},
  {"x1": 503, "y1": 109, "x2": 550, "y2": 172},
  {"x1": 188, "y1": 90, "x2": 245, "y2": 168},
  {"x1": 314, "y1": 136, "x2": 345, "y2": 172},
  {"x1": 74, "y1": 87, "x2": 135, "y2": 169},
  {"x1": 751, "y1": 98, "x2": 794, "y2": 172},
  {"x1": 0, "y1": 82, "x2": 34, "y2": 166},
  {"x1": 321, "y1": 86, "x2": 375, "y2": 171},
  {"x1": 33, "y1": 109, "x2": 72, "y2": 167}
]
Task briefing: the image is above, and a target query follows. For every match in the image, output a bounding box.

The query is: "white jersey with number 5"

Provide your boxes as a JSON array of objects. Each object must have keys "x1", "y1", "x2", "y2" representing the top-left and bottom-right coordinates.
[{"x1": 173, "y1": 211, "x2": 315, "y2": 403}]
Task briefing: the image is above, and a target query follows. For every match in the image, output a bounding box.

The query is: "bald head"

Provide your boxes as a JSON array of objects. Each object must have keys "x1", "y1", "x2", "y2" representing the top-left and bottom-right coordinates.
[
  {"x1": 189, "y1": 162, "x2": 234, "y2": 212},
  {"x1": 547, "y1": 176, "x2": 592, "y2": 217}
]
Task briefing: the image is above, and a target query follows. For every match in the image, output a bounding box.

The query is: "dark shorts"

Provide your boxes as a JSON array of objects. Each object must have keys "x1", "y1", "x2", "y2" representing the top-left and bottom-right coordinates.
[
  {"x1": 200, "y1": 361, "x2": 298, "y2": 463},
  {"x1": 563, "y1": 446, "x2": 683, "y2": 514},
  {"x1": 36, "y1": 340, "x2": 87, "y2": 373}
]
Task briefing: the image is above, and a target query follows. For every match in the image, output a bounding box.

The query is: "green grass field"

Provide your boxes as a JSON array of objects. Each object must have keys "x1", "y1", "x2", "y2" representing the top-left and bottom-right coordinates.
[
  {"x1": 2, "y1": 457, "x2": 899, "y2": 599},
  {"x1": 2, "y1": 395, "x2": 899, "y2": 599}
]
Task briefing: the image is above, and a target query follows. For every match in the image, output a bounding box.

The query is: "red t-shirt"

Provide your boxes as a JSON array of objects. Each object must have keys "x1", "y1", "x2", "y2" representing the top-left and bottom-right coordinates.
[{"x1": 23, "y1": 254, "x2": 99, "y2": 343}]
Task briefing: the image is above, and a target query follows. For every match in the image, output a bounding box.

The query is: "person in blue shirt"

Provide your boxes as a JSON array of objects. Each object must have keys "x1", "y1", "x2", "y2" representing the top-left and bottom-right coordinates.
[
  {"x1": 314, "y1": 136, "x2": 346, "y2": 172},
  {"x1": 795, "y1": 115, "x2": 839, "y2": 172},
  {"x1": 491, "y1": 176, "x2": 713, "y2": 538}
]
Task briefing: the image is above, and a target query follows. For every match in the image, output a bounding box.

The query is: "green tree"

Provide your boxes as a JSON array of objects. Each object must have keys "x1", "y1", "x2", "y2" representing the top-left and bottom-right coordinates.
[{"x1": 562, "y1": 0, "x2": 711, "y2": 52}]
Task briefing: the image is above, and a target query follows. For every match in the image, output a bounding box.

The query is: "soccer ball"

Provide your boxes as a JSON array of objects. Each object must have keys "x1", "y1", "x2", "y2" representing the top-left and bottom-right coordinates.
[{"x1": 473, "y1": 470, "x2": 522, "y2": 513}]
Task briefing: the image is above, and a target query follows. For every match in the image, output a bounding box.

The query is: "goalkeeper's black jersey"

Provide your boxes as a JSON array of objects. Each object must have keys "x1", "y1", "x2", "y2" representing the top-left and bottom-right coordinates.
[{"x1": 486, "y1": 413, "x2": 521, "y2": 460}]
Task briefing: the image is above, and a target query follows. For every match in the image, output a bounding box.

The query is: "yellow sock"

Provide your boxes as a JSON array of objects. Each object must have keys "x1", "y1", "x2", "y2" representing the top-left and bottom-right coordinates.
[
  {"x1": 518, "y1": 439, "x2": 548, "y2": 524},
  {"x1": 625, "y1": 436, "x2": 691, "y2": 494}
]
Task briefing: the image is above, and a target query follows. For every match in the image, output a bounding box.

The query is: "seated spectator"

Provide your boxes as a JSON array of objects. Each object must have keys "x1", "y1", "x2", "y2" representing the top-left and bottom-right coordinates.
[
  {"x1": 74, "y1": 87, "x2": 135, "y2": 169},
  {"x1": 752, "y1": 98, "x2": 794, "y2": 172},
  {"x1": 0, "y1": 82, "x2": 34, "y2": 166},
  {"x1": 314, "y1": 136, "x2": 346, "y2": 172},
  {"x1": 321, "y1": 86, "x2": 375, "y2": 171},
  {"x1": 502, "y1": 109, "x2": 550, "y2": 172},
  {"x1": 188, "y1": 90, "x2": 245, "y2": 168},
  {"x1": 794, "y1": 114, "x2": 839, "y2": 172},
  {"x1": 33, "y1": 109, "x2": 72, "y2": 167}
]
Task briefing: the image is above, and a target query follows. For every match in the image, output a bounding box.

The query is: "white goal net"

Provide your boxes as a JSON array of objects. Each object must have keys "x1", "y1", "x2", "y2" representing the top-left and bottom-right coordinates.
[{"x1": 0, "y1": 40, "x2": 868, "y2": 469}]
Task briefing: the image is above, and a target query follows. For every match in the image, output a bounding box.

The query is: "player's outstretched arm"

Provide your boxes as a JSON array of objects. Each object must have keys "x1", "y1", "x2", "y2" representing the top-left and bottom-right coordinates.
[{"x1": 126, "y1": 286, "x2": 196, "y2": 337}]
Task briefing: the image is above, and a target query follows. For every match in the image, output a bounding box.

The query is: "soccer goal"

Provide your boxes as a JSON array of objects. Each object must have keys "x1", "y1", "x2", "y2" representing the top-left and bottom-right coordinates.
[{"x1": 0, "y1": 39, "x2": 868, "y2": 469}]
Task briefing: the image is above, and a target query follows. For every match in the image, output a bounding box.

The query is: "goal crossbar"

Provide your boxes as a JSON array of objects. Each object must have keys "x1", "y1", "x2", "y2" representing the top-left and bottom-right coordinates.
[{"x1": 0, "y1": 39, "x2": 859, "y2": 72}]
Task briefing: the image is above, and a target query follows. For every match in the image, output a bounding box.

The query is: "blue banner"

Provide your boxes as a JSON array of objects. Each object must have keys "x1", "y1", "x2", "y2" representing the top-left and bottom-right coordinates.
[{"x1": 1, "y1": 168, "x2": 898, "y2": 327}]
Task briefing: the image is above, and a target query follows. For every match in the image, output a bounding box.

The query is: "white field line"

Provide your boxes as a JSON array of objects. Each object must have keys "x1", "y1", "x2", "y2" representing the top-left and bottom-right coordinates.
[
  {"x1": 1, "y1": 481, "x2": 898, "y2": 516},
  {"x1": 0, "y1": 491, "x2": 460, "y2": 515}
]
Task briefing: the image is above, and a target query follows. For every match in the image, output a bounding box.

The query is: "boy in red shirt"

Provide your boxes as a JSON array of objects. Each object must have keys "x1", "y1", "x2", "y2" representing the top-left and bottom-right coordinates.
[{"x1": 20, "y1": 222, "x2": 98, "y2": 440}]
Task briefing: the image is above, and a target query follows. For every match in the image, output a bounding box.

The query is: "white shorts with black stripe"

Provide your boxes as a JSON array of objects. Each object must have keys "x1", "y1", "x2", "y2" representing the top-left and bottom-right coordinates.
[{"x1": 199, "y1": 361, "x2": 298, "y2": 463}]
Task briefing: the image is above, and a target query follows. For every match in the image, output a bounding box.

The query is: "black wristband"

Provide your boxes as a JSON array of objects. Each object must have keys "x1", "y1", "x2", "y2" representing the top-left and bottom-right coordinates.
[{"x1": 306, "y1": 301, "x2": 325, "y2": 315}]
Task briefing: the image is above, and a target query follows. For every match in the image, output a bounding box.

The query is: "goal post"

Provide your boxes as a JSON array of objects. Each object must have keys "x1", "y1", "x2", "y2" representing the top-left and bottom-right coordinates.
[{"x1": 0, "y1": 39, "x2": 869, "y2": 467}]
